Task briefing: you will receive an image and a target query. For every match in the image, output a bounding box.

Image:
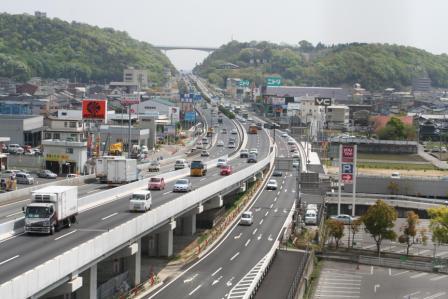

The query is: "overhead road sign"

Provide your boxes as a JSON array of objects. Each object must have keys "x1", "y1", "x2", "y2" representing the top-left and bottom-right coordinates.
[
  {"x1": 266, "y1": 77, "x2": 282, "y2": 87},
  {"x1": 238, "y1": 80, "x2": 250, "y2": 87}
]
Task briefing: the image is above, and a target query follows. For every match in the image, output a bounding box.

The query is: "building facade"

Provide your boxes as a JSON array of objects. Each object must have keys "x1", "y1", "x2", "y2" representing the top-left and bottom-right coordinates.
[
  {"x1": 326, "y1": 105, "x2": 349, "y2": 129},
  {"x1": 0, "y1": 115, "x2": 43, "y2": 146},
  {"x1": 42, "y1": 139, "x2": 87, "y2": 175}
]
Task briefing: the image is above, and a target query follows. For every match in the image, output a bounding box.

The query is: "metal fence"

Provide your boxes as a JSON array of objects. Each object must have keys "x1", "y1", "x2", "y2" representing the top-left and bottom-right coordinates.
[{"x1": 286, "y1": 252, "x2": 310, "y2": 299}]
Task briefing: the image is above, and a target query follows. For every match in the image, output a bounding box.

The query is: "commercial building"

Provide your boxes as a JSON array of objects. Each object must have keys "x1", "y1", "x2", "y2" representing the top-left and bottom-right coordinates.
[
  {"x1": 325, "y1": 105, "x2": 349, "y2": 129},
  {"x1": 42, "y1": 139, "x2": 88, "y2": 175},
  {"x1": 264, "y1": 86, "x2": 350, "y2": 102},
  {"x1": 0, "y1": 115, "x2": 43, "y2": 146},
  {"x1": 44, "y1": 116, "x2": 86, "y2": 142},
  {"x1": 99, "y1": 125, "x2": 150, "y2": 152}
]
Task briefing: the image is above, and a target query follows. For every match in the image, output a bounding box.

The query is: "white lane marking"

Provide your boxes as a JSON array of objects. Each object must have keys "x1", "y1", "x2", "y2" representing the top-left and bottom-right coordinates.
[
  {"x1": 410, "y1": 272, "x2": 428, "y2": 279},
  {"x1": 226, "y1": 277, "x2": 234, "y2": 287},
  {"x1": 388, "y1": 268, "x2": 391, "y2": 276},
  {"x1": 269, "y1": 203, "x2": 273, "y2": 208},
  {"x1": 259, "y1": 219, "x2": 264, "y2": 225},
  {"x1": 403, "y1": 291, "x2": 420, "y2": 298},
  {"x1": 101, "y1": 212, "x2": 118, "y2": 221},
  {"x1": 0, "y1": 254, "x2": 19, "y2": 266},
  {"x1": 54, "y1": 229, "x2": 78, "y2": 241},
  {"x1": 211, "y1": 267, "x2": 222, "y2": 277},
  {"x1": 5, "y1": 211, "x2": 23, "y2": 218},
  {"x1": 277, "y1": 191, "x2": 280, "y2": 195},
  {"x1": 274, "y1": 208, "x2": 278, "y2": 213},
  {"x1": 230, "y1": 252, "x2": 240, "y2": 261},
  {"x1": 184, "y1": 274, "x2": 198, "y2": 283},
  {"x1": 284, "y1": 189, "x2": 287, "y2": 193},
  {"x1": 370, "y1": 266, "x2": 374, "y2": 275},
  {"x1": 422, "y1": 292, "x2": 446, "y2": 299},
  {"x1": 188, "y1": 284, "x2": 202, "y2": 296},
  {"x1": 268, "y1": 234, "x2": 273, "y2": 241},
  {"x1": 200, "y1": 178, "x2": 207, "y2": 181},
  {"x1": 212, "y1": 275, "x2": 223, "y2": 286},
  {"x1": 252, "y1": 228, "x2": 258, "y2": 235},
  {"x1": 212, "y1": 173, "x2": 218, "y2": 176},
  {"x1": 392, "y1": 270, "x2": 409, "y2": 276},
  {"x1": 87, "y1": 189, "x2": 97, "y2": 194},
  {"x1": 280, "y1": 185, "x2": 283, "y2": 190},
  {"x1": 245, "y1": 239, "x2": 251, "y2": 247},
  {"x1": 419, "y1": 249, "x2": 431, "y2": 255},
  {"x1": 257, "y1": 234, "x2": 262, "y2": 240},
  {"x1": 163, "y1": 191, "x2": 172, "y2": 195},
  {"x1": 265, "y1": 211, "x2": 269, "y2": 217},
  {"x1": 234, "y1": 233, "x2": 242, "y2": 239},
  {"x1": 431, "y1": 275, "x2": 448, "y2": 281}
]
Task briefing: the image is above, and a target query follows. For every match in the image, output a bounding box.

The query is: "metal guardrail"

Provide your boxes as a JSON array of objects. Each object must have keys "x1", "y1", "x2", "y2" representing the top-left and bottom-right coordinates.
[
  {"x1": 325, "y1": 191, "x2": 448, "y2": 205},
  {"x1": 286, "y1": 252, "x2": 309, "y2": 299}
]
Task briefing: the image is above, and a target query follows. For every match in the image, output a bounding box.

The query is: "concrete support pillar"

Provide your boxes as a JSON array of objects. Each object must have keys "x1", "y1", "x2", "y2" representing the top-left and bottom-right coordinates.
[
  {"x1": 129, "y1": 239, "x2": 141, "y2": 286},
  {"x1": 239, "y1": 182, "x2": 247, "y2": 193},
  {"x1": 158, "y1": 228, "x2": 174, "y2": 257},
  {"x1": 182, "y1": 213, "x2": 197, "y2": 236},
  {"x1": 76, "y1": 264, "x2": 97, "y2": 299},
  {"x1": 204, "y1": 195, "x2": 223, "y2": 211},
  {"x1": 44, "y1": 275, "x2": 83, "y2": 298}
]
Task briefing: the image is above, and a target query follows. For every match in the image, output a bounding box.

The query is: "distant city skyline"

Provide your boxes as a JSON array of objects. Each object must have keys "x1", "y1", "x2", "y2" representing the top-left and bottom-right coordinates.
[{"x1": 2, "y1": 0, "x2": 447, "y2": 70}]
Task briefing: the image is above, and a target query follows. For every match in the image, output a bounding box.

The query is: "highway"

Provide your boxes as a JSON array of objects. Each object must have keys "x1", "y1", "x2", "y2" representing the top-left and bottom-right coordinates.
[
  {"x1": 148, "y1": 126, "x2": 295, "y2": 299},
  {"x1": 0, "y1": 114, "x2": 272, "y2": 285},
  {"x1": 0, "y1": 107, "x2": 223, "y2": 224}
]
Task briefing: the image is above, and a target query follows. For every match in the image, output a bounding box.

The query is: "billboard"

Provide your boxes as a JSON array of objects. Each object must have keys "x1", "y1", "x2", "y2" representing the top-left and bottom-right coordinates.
[
  {"x1": 314, "y1": 97, "x2": 332, "y2": 106},
  {"x1": 121, "y1": 94, "x2": 140, "y2": 105},
  {"x1": 339, "y1": 144, "x2": 356, "y2": 184},
  {"x1": 82, "y1": 99, "x2": 107, "y2": 120},
  {"x1": 266, "y1": 77, "x2": 282, "y2": 87},
  {"x1": 341, "y1": 145, "x2": 354, "y2": 163},
  {"x1": 168, "y1": 107, "x2": 180, "y2": 123},
  {"x1": 271, "y1": 97, "x2": 285, "y2": 105}
]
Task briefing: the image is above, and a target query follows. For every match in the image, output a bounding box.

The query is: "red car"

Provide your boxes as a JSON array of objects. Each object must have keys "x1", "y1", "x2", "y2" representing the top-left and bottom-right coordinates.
[
  {"x1": 148, "y1": 177, "x2": 165, "y2": 190},
  {"x1": 220, "y1": 165, "x2": 232, "y2": 176}
]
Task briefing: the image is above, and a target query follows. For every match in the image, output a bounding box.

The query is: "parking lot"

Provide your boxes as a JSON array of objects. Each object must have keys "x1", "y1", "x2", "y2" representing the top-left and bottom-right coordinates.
[{"x1": 314, "y1": 260, "x2": 448, "y2": 299}]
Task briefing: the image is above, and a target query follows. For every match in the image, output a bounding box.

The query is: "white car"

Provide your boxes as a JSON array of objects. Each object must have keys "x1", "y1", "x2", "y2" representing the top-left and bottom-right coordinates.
[
  {"x1": 249, "y1": 148, "x2": 258, "y2": 155},
  {"x1": 266, "y1": 179, "x2": 278, "y2": 190},
  {"x1": 129, "y1": 190, "x2": 152, "y2": 212},
  {"x1": 228, "y1": 142, "x2": 236, "y2": 148},
  {"x1": 281, "y1": 133, "x2": 288, "y2": 138},
  {"x1": 217, "y1": 158, "x2": 228, "y2": 167},
  {"x1": 217, "y1": 140, "x2": 224, "y2": 147},
  {"x1": 390, "y1": 172, "x2": 401, "y2": 179},
  {"x1": 305, "y1": 209, "x2": 317, "y2": 225},
  {"x1": 231, "y1": 129, "x2": 238, "y2": 135},
  {"x1": 292, "y1": 160, "x2": 300, "y2": 168},
  {"x1": 287, "y1": 138, "x2": 295, "y2": 145},
  {"x1": 240, "y1": 211, "x2": 253, "y2": 226},
  {"x1": 240, "y1": 149, "x2": 249, "y2": 158},
  {"x1": 292, "y1": 153, "x2": 300, "y2": 159},
  {"x1": 173, "y1": 179, "x2": 192, "y2": 192}
]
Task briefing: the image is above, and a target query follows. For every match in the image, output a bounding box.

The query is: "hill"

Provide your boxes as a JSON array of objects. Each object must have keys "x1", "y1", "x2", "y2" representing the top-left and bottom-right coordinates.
[
  {"x1": 0, "y1": 13, "x2": 174, "y2": 85},
  {"x1": 194, "y1": 40, "x2": 448, "y2": 91}
]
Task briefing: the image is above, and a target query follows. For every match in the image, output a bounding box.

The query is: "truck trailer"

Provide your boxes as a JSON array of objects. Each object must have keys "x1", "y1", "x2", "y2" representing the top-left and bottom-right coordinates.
[
  {"x1": 107, "y1": 158, "x2": 138, "y2": 185},
  {"x1": 24, "y1": 186, "x2": 78, "y2": 235}
]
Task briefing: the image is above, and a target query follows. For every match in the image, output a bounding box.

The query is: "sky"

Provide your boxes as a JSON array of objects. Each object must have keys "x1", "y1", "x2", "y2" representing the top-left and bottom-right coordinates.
[{"x1": 2, "y1": 0, "x2": 447, "y2": 71}]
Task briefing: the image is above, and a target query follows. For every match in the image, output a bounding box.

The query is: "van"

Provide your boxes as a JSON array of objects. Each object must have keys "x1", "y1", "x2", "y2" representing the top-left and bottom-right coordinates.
[
  {"x1": 306, "y1": 204, "x2": 318, "y2": 211},
  {"x1": 129, "y1": 190, "x2": 152, "y2": 212},
  {"x1": 304, "y1": 209, "x2": 317, "y2": 225},
  {"x1": 240, "y1": 211, "x2": 253, "y2": 226},
  {"x1": 174, "y1": 159, "x2": 189, "y2": 170},
  {"x1": 390, "y1": 172, "x2": 401, "y2": 179},
  {"x1": 15, "y1": 172, "x2": 34, "y2": 185}
]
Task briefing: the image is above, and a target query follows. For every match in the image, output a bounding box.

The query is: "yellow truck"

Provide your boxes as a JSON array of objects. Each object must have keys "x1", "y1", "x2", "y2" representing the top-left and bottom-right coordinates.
[
  {"x1": 109, "y1": 143, "x2": 123, "y2": 156},
  {"x1": 190, "y1": 160, "x2": 207, "y2": 177},
  {"x1": 207, "y1": 128, "x2": 214, "y2": 137}
]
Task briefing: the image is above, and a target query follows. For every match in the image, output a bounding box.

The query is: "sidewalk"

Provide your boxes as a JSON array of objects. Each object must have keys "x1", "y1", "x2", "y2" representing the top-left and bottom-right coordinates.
[{"x1": 417, "y1": 144, "x2": 448, "y2": 170}]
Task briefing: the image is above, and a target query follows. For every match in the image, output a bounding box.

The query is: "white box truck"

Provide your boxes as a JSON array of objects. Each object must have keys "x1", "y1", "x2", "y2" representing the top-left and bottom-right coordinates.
[
  {"x1": 107, "y1": 158, "x2": 138, "y2": 185},
  {"x1": 24, "y1": 186, "x2": 78, "y2": 235},
  {"x1": 96, "y1": 156, "x2": 125, "y2": 183}
]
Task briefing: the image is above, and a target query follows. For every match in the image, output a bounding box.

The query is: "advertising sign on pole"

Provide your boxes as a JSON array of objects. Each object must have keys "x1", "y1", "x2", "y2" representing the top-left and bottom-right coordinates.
[
  {"x1": 168, "y1": 107, "x2": 180, "y2": 123},
  {"x1": 82, "y1": 99, "x2": 107, "y2": 120},
  {"x1": 341, "y1": 144, "x2": 354, "y2": 163},
  {"x1": 120, "y1": 94, "x2": 141, "y2": 105},
  {"x1": 314, "y1": 97, "x2": 332, "y2": 106}
]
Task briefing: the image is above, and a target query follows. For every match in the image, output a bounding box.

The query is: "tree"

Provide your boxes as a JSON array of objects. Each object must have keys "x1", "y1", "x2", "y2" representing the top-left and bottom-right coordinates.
[
  {"x1": 325, "y1": 219, "x2": 345, "y2": 248},
  {"x1": 387, "y1": 181, "x2": 400, "y2": 195},
  {"x1": 362, "y1": 200, "x2": 398, "y2": 255},
  {"x1": 398, "y1": 211, "x2": 427, "y2": 255},
  {"x1": 298, "y1": 40, "x2": 314, "y2": 52},
  {"x1": 350, "y1": 218, "x2": 363, "y2": 248},
  {"x1": 378, "y1": 117, "x2": 416, "y2": 140},
  {"x1": 427, "y1": 206, "x2": 448, "y2": 245}
]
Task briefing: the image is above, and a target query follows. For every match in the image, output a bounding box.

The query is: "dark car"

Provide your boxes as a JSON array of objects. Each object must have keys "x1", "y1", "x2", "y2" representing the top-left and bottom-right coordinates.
[
  {"x1": 247, "y1": 154, "x2": 257, "y2": 163},
  {"x1": 272, "y1": 170, "x2": 283, "y2": 177}
]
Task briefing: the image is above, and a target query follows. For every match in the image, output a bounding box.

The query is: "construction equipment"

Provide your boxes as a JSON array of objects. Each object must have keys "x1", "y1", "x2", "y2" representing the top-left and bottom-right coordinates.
[{"x1": 109, "y1": 143, "x2": 123, "y2": 156}]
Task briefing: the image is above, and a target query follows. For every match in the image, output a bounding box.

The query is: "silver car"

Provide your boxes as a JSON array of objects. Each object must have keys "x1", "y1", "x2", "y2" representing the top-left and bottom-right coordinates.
[
  {"x1": 173, "y1": 179, "x2": 192, "y2": 192},
  {"x1": 15, "y1": 172, "x2": 34, "y2": 184}
]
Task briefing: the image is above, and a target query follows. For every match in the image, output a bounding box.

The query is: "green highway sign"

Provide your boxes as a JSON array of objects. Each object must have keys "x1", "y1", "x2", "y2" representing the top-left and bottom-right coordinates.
[
  {"x1": 238, "y1": 80, "x2": 250, "y2": 87},
  {"x1": 266, "y1": 77, "x2": 282, "y2": 87}
]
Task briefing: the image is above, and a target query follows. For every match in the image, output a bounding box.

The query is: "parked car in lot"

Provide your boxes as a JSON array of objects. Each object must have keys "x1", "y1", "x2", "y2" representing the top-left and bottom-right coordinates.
[
  {"x1": 239, "y1": 211, "x2": 253, "y2": 226},
  {"x1": 15, "y1": 172, "x2": 34, "y2": 184},
  {"x1": 292, "y1": 152, "x2": 300, "y2": 159},
  {"x1": 148, "y1": 177, "x2": 165, "y2": 190},
  {"x1": 305, "y1": 209, "x2": 317, "y2": 225},
  {"x1": 37, "y1": 169, "x2": 57, "y2": 179},
  {"x1": 266, "y1": 179, "x2": 278, "y2": 190},
  {"x1": 173, "y1": 179, "x2": 192, "y2": 192},
  {"x1": 287, "y1": 138, "x2": 295, "y2": 145},
  {"x1": 330, "y1": 214, "x2": 358, "y2": 224},
  {"x1": 221, "y1": 128, "x2": 227, "y2": 134},
  {"x1": 148, "y1": 161, "x2": 160, "y2": 172},
  {"x1": 8, "y1": 144, "x2": 24, "y2": 154},
  {"x1": 220, "y1": 165, "x2": 232, "y2": 176},
  {"x1": 240, "y1": 149, "x2": 249, "y2": 158}
]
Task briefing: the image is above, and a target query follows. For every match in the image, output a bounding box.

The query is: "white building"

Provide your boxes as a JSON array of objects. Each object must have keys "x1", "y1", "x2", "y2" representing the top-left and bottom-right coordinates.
[
  {"x1": 44, "y1": 117, "x2": 86, "y2": 142},
  {"x1": 298, "y1": 96, "x2": 326, "y2": 141},
  {"x1": 326, "y1": 105, "x2": 349, "y2": 129},
  {"x1": 123, "y1": 68, "x2": 151, "y2": 88},
  {"x1": 42, "y1": 139, "x2": 88, "y2": 175}
]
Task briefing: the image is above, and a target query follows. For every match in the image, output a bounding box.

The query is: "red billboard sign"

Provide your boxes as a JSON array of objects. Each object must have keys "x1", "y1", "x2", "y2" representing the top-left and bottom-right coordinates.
[
  {"x1": 82, "y1": 99, "x2": 107, "y2": 120},
  {"x1": 342, "y1": 145, "x2": 354, "y2": 162}
]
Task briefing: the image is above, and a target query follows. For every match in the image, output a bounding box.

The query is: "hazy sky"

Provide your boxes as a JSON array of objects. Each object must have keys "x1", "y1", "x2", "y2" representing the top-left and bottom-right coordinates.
[{"x1": 2, "y1": 0, "x2": 446, "y2": 70}]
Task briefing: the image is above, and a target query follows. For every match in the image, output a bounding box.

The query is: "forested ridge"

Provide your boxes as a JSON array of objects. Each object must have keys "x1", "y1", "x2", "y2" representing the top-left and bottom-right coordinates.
[
  {"x1": 0, "y1": 13, "x2": 174, "y2": 84},
  {"x1": 194, "y1": 40, "x2": 448, "y2": 91}
]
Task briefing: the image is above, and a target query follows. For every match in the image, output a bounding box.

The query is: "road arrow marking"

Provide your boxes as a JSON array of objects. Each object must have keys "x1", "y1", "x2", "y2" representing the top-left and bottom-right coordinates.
[
  {"x1": 184, "y1": 274, "x2": 198, "y2": 283},
  {"x1": 255, "y1": 207, "x2": 261, "y2": 212},
  {"x1": 226, "y1": 277, "x2": 234, "y2": 287},
  {"x1": 234, "y1": 233, "x2": 242, "y2": 239},
  {"x1": 268, "y1": 234, "x2": 273, "y2": 241},
  {"x1": 374, "y1": 284, "x2": 380, "y2": 293},
  {"x1": 212, "y1": 276, "x2": 223, "y2": 286}
]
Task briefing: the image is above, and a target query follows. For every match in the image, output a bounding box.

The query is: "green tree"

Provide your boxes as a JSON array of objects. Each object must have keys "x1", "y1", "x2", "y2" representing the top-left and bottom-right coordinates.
[
  {"x1": 362, "y1": 200, "x2": 398, "y2": 254},
  {"x1": 398, "y1": 211, "x2": 427, "y2": 255},
  {"x1": 378, "y1": 117, "x2": 416, "y2": 140},
  {"x1": 325, "y1": 219, "x2": 345, "y2": 248},
  {"x1": 427, "y1": 206, "x2": 448, "y2": 244}
]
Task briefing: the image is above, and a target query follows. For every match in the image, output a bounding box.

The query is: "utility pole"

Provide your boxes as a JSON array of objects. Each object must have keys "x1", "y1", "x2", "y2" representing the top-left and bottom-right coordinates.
[{"x1": 127, "y1": 104, "x2": 131, "y2": 158}]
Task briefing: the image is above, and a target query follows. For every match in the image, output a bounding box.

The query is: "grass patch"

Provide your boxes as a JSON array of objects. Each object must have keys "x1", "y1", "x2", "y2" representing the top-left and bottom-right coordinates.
[
  {"x1": 357, "y1": 161, "x2": 439, "y2": 171},
  {"x1": 358, "y1": 153, "x2": 426, "y2": 162}
]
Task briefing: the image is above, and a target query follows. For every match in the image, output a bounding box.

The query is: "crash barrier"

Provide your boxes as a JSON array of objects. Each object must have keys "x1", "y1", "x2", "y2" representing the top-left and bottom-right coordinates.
[{"x1": 0, "y1": 150, "x2": 275, "y2": 299}]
